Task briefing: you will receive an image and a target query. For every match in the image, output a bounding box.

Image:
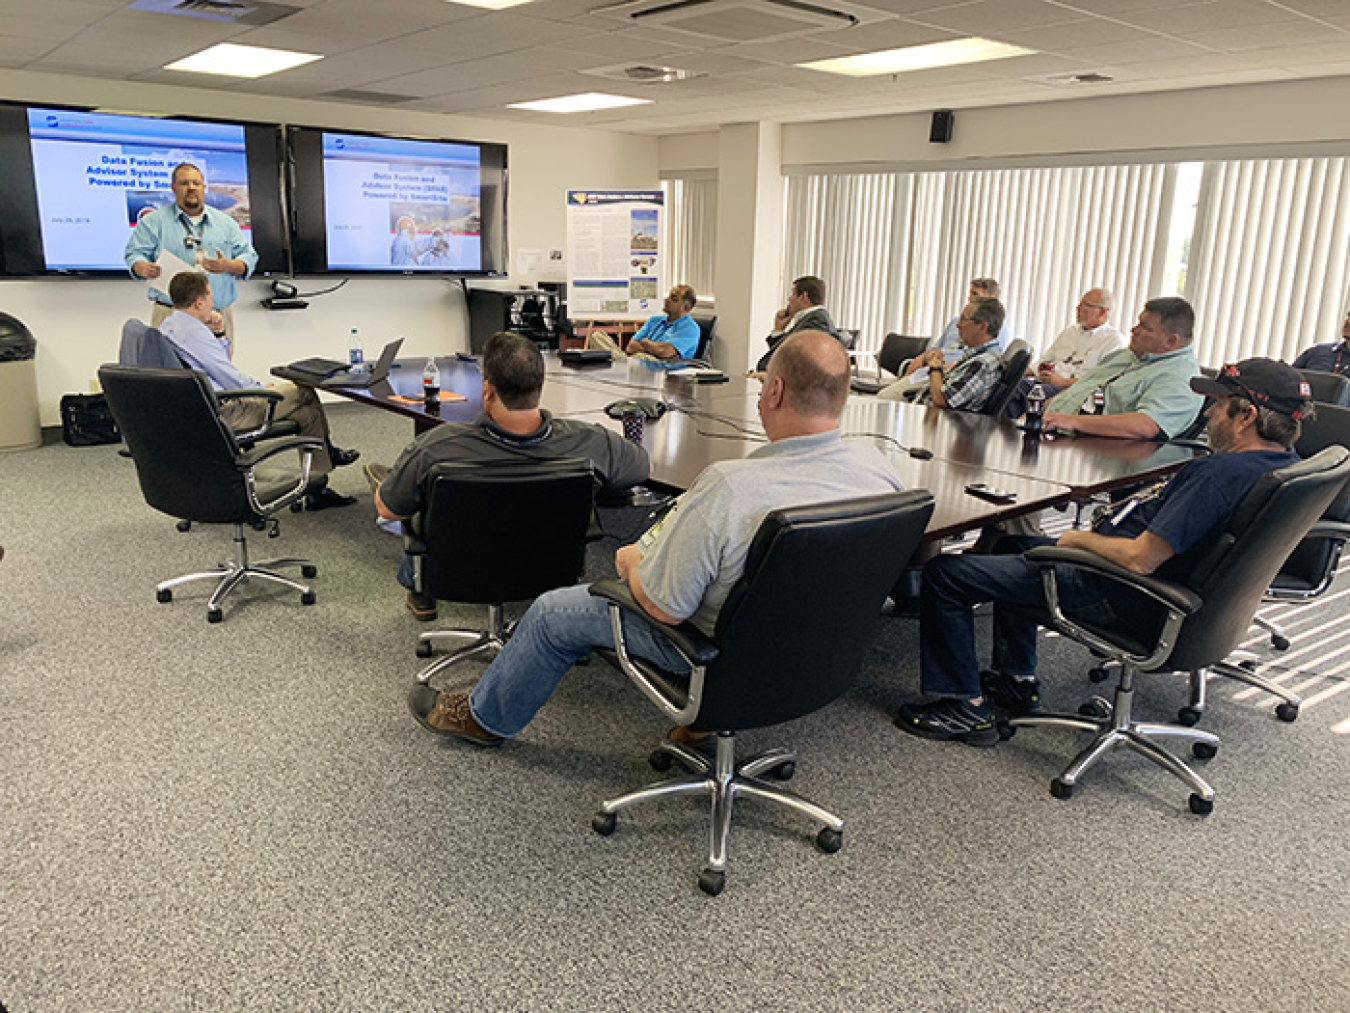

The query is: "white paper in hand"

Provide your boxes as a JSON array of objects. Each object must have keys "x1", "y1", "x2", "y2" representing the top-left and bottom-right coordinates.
[{"x1": 147, "y1": 249, "x2": 200, "y2": 299}]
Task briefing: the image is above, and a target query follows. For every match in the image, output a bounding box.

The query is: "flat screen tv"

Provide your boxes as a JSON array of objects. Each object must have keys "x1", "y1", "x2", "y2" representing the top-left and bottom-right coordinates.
[
  {"x1": 287, "y1": 126, "x2": 507, "y2": 276},
  {"x1": 0, "y1": 103, "x2": 287, "y2": 277}
]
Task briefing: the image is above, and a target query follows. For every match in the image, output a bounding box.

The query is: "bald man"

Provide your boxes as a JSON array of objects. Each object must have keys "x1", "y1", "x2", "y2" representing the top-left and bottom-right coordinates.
[{"x1": 410, "y1": 330, "x2": 906, "y2": 746}]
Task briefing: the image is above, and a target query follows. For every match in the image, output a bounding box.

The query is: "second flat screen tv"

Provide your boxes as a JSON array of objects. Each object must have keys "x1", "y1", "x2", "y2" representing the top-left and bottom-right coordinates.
[{"x1": 288, "y1": 126, "x2": 507, "y2": 277}]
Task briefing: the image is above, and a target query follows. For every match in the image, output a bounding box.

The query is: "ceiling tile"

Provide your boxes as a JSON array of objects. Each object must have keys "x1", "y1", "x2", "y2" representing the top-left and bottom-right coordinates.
[
  {"x1": 1114, "y1": 0, "x2": 1306, "y2": 34},
  {"x1": 1062, "y1": 35, "x2": 1215, "y2": 66},
  {"x1": 1185, "y1": 19, "x2": 1347, "y2": 53},
  {"x1": 905, "y1": 0, "x2": 1088, "y2": 35}
]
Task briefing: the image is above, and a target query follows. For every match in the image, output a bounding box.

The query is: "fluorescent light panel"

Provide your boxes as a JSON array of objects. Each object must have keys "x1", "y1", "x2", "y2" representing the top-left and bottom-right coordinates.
[
  {"x1": 164, "y1": 43, "x2": 322, "y2": 79},
  {"x1": 508, "y1": 92, "x2": 652, "y2": 113},
  {"x1": 800, "y1": 37, "x2": 1035, "y2": 77},
  {"x1": 446, "y1": 0, "x2": 536, "y2": 8}
]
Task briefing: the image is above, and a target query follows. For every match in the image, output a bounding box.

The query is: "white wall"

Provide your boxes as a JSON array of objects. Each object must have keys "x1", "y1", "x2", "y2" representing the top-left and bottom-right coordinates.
[{"x1": 0, "y1": 70, "x2": 658, "y2": 425}]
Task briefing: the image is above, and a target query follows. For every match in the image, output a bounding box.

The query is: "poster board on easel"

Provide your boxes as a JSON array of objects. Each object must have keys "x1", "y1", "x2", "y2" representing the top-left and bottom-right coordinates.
[{"x1": 565, "y1": 190, "x2": 664, "y2": 322}]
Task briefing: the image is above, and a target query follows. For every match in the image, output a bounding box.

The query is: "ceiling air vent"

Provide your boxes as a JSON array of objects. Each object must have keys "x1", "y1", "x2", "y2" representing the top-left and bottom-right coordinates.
[
  {"x1": 321, "y1": 89, "x2": 420, "y2": 106},
  {"x1": 583, "y1": 63, "x2": 706, "y2": 83},
  {"x1": 127, "y1": 0, "x2": 301, "y2": 27},
  {"x1": 590, "y1": 0, "x2": 870, "y2": 43},
  {"x1": 1040, "y1": 71, "x2": 1116, "y2": 87}
]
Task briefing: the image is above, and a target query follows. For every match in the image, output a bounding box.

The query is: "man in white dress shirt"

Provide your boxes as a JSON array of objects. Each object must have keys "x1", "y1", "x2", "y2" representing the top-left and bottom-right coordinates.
[{"x1": 1002, "y1": 287, "x2": 1124, "y2": 418}]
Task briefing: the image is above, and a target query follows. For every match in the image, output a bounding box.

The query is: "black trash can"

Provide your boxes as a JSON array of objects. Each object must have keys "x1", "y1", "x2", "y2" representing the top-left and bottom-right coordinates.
[{"x1": 0, "y1": 312, "x2": 39, "y2": 452}]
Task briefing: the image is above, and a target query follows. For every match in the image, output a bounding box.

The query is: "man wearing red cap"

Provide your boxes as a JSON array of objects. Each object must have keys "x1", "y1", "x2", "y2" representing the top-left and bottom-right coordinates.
[{"x1": 896, "y1": 357, "x2": 1312, "y2": 746}]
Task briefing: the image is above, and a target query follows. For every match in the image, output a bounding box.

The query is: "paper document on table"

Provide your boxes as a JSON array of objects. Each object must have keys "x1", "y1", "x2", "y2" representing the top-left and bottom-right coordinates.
[{"x1": 147, "y1": 250, "x2": 199, "y2": 300}]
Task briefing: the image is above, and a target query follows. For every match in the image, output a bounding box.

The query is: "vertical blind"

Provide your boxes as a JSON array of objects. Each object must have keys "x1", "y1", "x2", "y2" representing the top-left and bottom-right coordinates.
[
  {"x1": 782, "y1": 163, "x2": 1174, "y2": 356},
  {"x1": 663, "y1": 177, "x2": 719, "y2": 298},
  {"x1": 1186, "y1": 157, "x2": 1350, "y2": 367}
]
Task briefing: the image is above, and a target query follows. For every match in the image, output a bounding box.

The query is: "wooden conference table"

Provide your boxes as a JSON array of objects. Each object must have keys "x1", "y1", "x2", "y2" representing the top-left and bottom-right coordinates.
[{"x1": 275, "y1": 354, "x2": 1203, "y2": 542}]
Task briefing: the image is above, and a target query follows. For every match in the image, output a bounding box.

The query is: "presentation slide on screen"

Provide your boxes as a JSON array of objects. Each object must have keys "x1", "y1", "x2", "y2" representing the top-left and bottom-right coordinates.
[
  {"x1": 26, "y1": 108, "x2": 252, "y2": 271},
  {"x1": 320, "y1": 132, "x2": 482, "y2": 272}
]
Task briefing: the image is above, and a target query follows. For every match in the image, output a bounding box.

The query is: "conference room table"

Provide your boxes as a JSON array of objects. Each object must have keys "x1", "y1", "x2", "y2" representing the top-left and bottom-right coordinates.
[{"x1": 275, "y1": 354, "x2": 1204, "y2": 543}]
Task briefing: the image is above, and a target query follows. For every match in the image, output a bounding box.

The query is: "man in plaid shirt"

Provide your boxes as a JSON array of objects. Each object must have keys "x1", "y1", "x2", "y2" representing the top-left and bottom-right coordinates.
[{"x1": 887, "y1": 297, "x2": 1006, "y2": 411}]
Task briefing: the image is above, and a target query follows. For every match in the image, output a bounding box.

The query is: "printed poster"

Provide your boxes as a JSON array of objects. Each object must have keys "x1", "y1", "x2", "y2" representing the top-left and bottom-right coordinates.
[{"x1": 566, "y1": 190, "x2": 664, "y2": 321}]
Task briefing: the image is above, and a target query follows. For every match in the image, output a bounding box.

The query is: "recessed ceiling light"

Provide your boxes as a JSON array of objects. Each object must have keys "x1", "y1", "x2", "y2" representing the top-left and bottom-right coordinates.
[
  {"x1": 164, "y1": 43, "x2": 322, "y2": 79},
  {"x1": 446, "y1": 0, "x2": 536, "y2": 8},
  {"x1": 508, "y1": 92, "x2": 652, "y2": 113},
  {"x1": 799, "y1": 37, "x2": 1035, "y2": 77}
]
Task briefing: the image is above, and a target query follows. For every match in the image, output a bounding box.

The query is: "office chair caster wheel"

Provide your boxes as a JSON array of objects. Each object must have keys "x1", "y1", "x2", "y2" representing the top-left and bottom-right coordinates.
[
  {"x1": 1191, "y1": 741, "x2": 1218, "y2": 760},
  {"x1": 996, "y1": 721, "x2": 1015, "y2": 741},
  {"x1": 416, "y1": 642, "x2": 434, "y2": 659},
  {"x1": 300, "y1": 591, "x2": 316, "y2": 606},
  {"x1": 301, "y1": 564, "x2": 318, "y2": 579},
  {"x1": 698, "y1": 868, "x2": 726, "y2": 896},
  {"x1": 1271, "y1": 635, "x2": 1290, "y2": 651},
  {"x1": 816, "y1": 827, "x2": 842, "y2": 854},
  {"x1": 175, "y1": 520, "x2": 191, "y2": 533},
  {"x1": 648, "y1": 749, "x2": 674, "y2": 772},
  {"x1": 290, "y1": 501, "x2": 303, "y2": 513},
  {"x1": 1078, "y1": 697, "x2": 1111, "y2": 720},
  {"x1": 1050, "y1": 778, "x2": 1075, "y2": 800},
  {"x1": 1238, "y1": 659, "x2": 1258, "y2": 671},
  {"x1": 1189, "y1": 794, "x2": 1214, "y2": 816},
  {"x1": 207, "y1": 607, "x2": 223, "y2": 624},
  {"x1": 156, "y1": 588, "x2": 172, "y2": 603},
  {"x1": 1177, "y1": 706, "x2": 1202, "y2": 727},
  {"x1": 1087, "y1": 666, "x2": 1110, "y2": 684},
  {"x1": 591, "y1": 812, "x2": 616, "y2": 836},
  {"x1": 770, "y1": 761, "x2": 795, "y2": 781},
  {"x1": 1276, "y1": 702, "x2": 1300, "y2": 723}
]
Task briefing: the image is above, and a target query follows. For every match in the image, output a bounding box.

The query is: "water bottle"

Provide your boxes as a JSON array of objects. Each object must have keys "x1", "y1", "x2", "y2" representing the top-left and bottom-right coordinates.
[
  {"x1": 1025, "y1": 381, "x2": 1046, "y2": 434},
  {"x1": 422, "y1": 358, "x2": 441, "y2": 407},
  {"x1": 1080, "y1": 387, "x2": 1106, "y2": 415},
  {"x1": 348, "y1": 328, "x2": 364, "y2": 372}
]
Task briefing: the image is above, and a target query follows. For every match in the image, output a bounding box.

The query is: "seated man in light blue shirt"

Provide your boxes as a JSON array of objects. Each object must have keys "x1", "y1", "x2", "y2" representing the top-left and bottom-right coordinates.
[
  {"x1": 157, "y1": 272, "x2": 360, "y2": 510},
  {"x1": 587, "y1": 285, "x2": 701, "y2": 360}
]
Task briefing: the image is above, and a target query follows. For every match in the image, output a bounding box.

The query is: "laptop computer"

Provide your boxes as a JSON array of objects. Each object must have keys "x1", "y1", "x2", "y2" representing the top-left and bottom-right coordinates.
[{"x1": 313, "y1": 338, "x2": 404, "y2": 389}]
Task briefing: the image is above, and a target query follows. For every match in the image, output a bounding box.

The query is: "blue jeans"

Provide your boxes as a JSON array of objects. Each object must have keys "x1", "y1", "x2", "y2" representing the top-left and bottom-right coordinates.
[
  {"x1": 919, "y1": 537, "x2": 1125, "y2": 700},
  {"x1": 469, "y1": 584, "x2": 693, "y2": 738}
]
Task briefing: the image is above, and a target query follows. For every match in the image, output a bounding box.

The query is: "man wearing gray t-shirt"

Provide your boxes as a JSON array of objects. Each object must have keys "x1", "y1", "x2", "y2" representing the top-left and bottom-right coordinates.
[{"x1": 409, "y1": 330, "x2": 906, "y2": 746}]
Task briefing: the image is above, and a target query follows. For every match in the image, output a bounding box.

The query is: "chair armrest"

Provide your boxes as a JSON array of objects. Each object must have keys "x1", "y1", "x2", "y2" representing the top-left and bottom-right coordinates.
[
  {"x1": 1025, "y1": 545, "x2": 1203, "y2": 614},
  {"x1": 236, "y1": 436, "x2": 325, "y2": 471},
  {"x1": 218, "y1": 387, "x2": 283, "y2": 404},
  {"x1": 589, "y1": 580, "x2": 719, "y2": 665},
  {"x1": 1307, "y1": 520, "x2": 1350, "y2": 542}
]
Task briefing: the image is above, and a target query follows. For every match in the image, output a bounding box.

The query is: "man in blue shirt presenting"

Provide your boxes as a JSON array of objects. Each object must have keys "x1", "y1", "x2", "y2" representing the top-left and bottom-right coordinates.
[
  {"x1": 896, "y1": 357, "x2": 1311, "y2": 745},
  {"x1": 587, "y1": 285, "x2": 701, "y2": 360},
  {"x1": 125, "y1": 163, "x2": 257, "y2": 358},
  {"x1": 158, "y1": 272, "x2": 360, "y2": 511}
]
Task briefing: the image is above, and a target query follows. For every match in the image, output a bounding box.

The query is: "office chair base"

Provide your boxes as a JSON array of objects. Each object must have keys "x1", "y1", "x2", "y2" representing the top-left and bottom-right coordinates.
[
  {"x1": 154, "y1": 525, "x2": 315, "y2": 622},
  {"x1": 594, "y1": 733, "x2": 843, "y2": 895},
  {"x1": 415, "y1": 604, "x2": 512, "y2": 684},
  {"x1": 1253, "y1": 614, "x2": 1290, "y2": 651},
  {"x1": 1182, "y1": 658, "x2": 1303, "y2": 724},
  {"x1": 1006, "y1": 677, "x2": 1219, "y2": 812}
]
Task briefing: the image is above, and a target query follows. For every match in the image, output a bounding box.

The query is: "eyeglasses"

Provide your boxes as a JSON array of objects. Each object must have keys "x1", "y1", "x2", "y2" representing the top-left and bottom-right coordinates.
[{"x1": 1078, "y1": 301, "x2": 1106, "y2": 311}]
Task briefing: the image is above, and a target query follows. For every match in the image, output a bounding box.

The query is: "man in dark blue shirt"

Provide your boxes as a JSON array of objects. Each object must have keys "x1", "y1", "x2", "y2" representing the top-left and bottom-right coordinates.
[
  {"x1": 897, "y1": 357, "x2": 1313, "y2": 746},
  {"x1": 1292, "y1": 308, "x2": 1350, "y2": 377}
]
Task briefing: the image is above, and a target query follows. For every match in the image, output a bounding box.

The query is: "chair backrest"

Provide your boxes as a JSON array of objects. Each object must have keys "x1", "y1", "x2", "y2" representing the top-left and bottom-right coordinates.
[
  {"x1": 691, "y1": 312, "x2": 717, "y2": 361},
  {"x1": 98, "y1": 364, "x2": 254, "y2": 524},
  {"x1": 837, "y1": 328, "x2": 861, "y2": 351},
  {"x1": 1297, "y1": 368, "x2": 1350, "y2": 407},
  {"x1": 980, "y1": 339, "x2": 1032, "y2": 416},
  {"x1": 1275, "y1": 403, "x2": 1350, "y2": 587},
  {"x1": 877, "y1": 333, "x2": 929, "y2": 376},
  {"x1": 420, "y1": 458, "x2": 596, "y2": 605},
  {"x1": 119, "y1": 319, "x2": 186, "y2": 369},
  {"x1": 691, "y1": 490, "x2": 934, "y2": 732},
  {"x1": 1166, "y1": 447, "x2": 1350, "y2": 670}
]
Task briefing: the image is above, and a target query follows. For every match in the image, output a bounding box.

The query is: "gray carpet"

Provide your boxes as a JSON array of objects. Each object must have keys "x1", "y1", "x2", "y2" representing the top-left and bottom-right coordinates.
[{"x1": 2, "y1": 404, "x2": 1349, "y2": 1012}]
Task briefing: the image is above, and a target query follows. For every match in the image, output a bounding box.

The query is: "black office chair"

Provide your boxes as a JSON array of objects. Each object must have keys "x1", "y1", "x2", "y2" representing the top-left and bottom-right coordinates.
[
  {"x1": 1003, "y1": 447, "x2": 1350, "y2": 813},
  {"x1": 1179, "y1": 403, "x2": 1350, "y2": 724},
  {"x1": 837, "y1": 328, "x2": 861, "y2": 352},
  {"x1": 1297, "y1": 368, "x2": 1350, "y2": 407},
  {"x1": 588, "y1": 490, "x2": 934, "y2": 895},
  {"x1": 690, "y1": 312, "x2": 717, "y2": 363},
  {"x1": 850, "y1": 333, "x2": 929, "y2": 394},
  {"x1": 408, "y1": 459, "x2": 597, "y2": 687},
  {"x1": 99, "y1": 364, "x2": 322, "y2": 623},
  {"x1": 979, "y1": 339, "x2": 1032, "y2": 416}
]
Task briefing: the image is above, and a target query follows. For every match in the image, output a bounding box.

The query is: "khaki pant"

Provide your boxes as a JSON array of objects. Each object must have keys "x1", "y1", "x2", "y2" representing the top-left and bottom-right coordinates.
[
  {"x1": 218, "y1": 381, "x2": 332, "y2": 476},
  {"x1": 151, "y1": 302, "x2": 235, "y2": 359}
]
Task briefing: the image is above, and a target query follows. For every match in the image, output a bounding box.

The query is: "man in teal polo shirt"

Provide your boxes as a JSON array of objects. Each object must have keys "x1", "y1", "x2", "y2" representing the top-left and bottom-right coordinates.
[{"x1": 1042, "y1": 296, "x2": 1202, "y2": 440}]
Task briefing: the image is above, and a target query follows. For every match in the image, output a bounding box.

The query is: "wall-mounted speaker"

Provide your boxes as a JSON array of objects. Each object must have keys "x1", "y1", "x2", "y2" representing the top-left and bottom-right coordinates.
[{"x1": 930, "y1": 109, "x2": 954, "y2": 144}]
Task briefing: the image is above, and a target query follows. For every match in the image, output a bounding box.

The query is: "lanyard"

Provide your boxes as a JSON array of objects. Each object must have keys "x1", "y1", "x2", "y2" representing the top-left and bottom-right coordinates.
[{"x1": 179, "y1": 211, "x2": 205, "y2": 250}]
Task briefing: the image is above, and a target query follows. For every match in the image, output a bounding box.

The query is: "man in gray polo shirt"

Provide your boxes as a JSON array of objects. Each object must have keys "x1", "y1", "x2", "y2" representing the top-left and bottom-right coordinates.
[{"x1": 410, "y1": 330, "x2": 906, "y2": 746}]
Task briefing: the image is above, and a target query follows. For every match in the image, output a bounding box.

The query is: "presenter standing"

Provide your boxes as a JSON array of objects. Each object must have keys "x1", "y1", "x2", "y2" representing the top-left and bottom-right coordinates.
[{"x1": 125, "y1": 162, "x2": 257, "y2": 358}]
